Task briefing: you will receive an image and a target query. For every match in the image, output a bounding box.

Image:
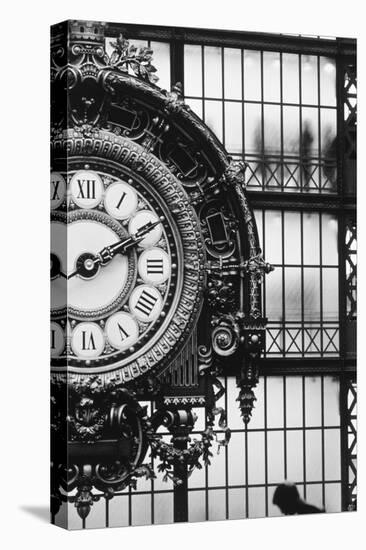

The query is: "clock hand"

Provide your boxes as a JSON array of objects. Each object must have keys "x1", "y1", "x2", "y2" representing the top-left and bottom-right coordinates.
[
  {"x1": 96, "y1": 219, "x2": 162, "y2": 265},
  {"x1": 67, "y1": 219, "x2": 161, "y2": 279}
]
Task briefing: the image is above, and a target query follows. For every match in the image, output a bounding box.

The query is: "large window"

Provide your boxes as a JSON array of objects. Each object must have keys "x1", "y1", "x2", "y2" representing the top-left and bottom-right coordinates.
[{"x1": 68, "y1": 26, "x2": 356, "y2": 527}]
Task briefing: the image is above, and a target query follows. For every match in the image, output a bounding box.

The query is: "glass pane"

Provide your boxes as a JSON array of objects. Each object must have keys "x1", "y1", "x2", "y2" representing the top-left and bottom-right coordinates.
[
  {"x1": 204, "y1": 100, "x2": 223, "y2": 140},
  {"x1": 320, "y1": 57, "x2": 336, "y2": 106},
  {"x1": 322, "y1": 213, "x2": 338, "y2": 265},
  {"x1": 303, "y1": 212, "x2": 320, "y2": 265},
  {"x1": 286, "y1": 377, "x2": 303, "y2": 428},
  {"x1": 185, "y1": 98, "x2": 203, "y2": 118},
  {"x1": 247, "y1": 432, "x2": 265, "y2": 484},
  {"x1": 224, "y1": 101, "x2": 242, "y2": 153},
  {"x1": 131, "y1": 494, "x2": 151, "y2": 526},
  {"x1": 306, "y1": 483, "x2": 323, "y2": 509},
  {"x1": 229, "y1": 488, "x2": 246, "y2": 519},
  {"x1": 248, "y1": 487, "x2": 266, "y2": 518},
  {"x1": 267, "y1": 431, "x2": 285, "y2": 483},
  {"x1": 286, "y1": 430, "x2": 304, "y2": 481},
  {"x1": 154, "y1": 492, "x2": 173, "y2": 524},
  {"x1": 263, "y1": 51, "x2": 281, "y2": 102},
  {"x1": 184, "y1": 45, "x2": 202, "y2": 96},
  {"x1": 188, "y1": 490, "x2": 206, "y2": 522},
  {"x1": 284, "y1": 211, "x2": 301, "y2": 264},
  {"x1": 303, "y1": 268, "x2": 321, "y2": 322},
  {"x1": 305, "y1": 429, "x2": 322, "y2": 481},
  {"x1": 254, "y1": 208, "x2": 263, "y2": 246},
  {"x1": 264, "y1": 104, "x2": 281, "y2": 155},
  {"x1": 108, "y1": 495, "x2": 129, "y2": 527},
  {"x1": 324, "y1": 429, "x2": 341, "y2": 480},
  {"x1": 283, "y1": 106, "x2": 300, "y2": 154},
  {"x1": 325, "y1": 483, "x2": 342, "y2": 512},
  {"x1": 151, "y1": 41, "x2": 170, "y2": 91},
  {"x1": 305, "y1": 376, "x2": 322, "y2": 426},
  {"x1": 243, "y1": 50, "x2": 261, "y2": 100},
  {"x1": 204, "y1": 46, "x2": 222, "y2": 98},
  {"x1": 301, "y1": 55, "x2": 318, "y2": 104},
  {"x1": 208, "y1": 438, "x2": 226, "y2": 486},
  {"x1": 285, "y1": 267, "x2": 302, "y2": 321},
  {"x1": 282, "y1": 53, "x2": 300, "y2": 103},
  {"x1": 323, "y1": 376, "x2": 340, "y2": 426},
  {"x1": 322, "y1": 268, "x2": 339, "y2": 321},
  {"x1": 265, "y1": 210, "x2": 282, "y2": 264},
  {"x1": 321, "y1": 108, "x2": 337, "y2": 158},
  {"x1": 266, "y1": 377, "x2": 284, "y2": 428},
  {"x1": 208, "y1": 489, "x2": 226, "y2": 520},
  {"x1": 244, "y1": 102, "x2": 262, "y2": 154},
  {"x1": 228, "y1": 432, "x2": 246, "y2": 484},
  {"x1": 265, "y1": 266, "x2": 283, "y2": 321},
  {"x1": 224, "y1": 48, "x2": 242, "y2": 99},
  {"x1": 268, "y1": 485, "x2": 283, "y2": 517},
  {"x1": 302, "y1": 107, "x2": 319, "y2": 156}
]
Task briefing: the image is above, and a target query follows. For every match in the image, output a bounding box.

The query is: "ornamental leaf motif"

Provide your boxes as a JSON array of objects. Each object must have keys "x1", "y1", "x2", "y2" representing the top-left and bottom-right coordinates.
[{"x1": 108, "y1": 35, "x2": 159, "y2": 84}]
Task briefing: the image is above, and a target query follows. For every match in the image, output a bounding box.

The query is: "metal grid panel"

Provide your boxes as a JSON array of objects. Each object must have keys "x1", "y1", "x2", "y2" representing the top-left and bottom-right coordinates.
[
  {"x1": 255, "y1": 208, "x2": 339, "y2": 357},
  {"x1": 183, "y1": 45, "x2": 337, "y2": 193}
]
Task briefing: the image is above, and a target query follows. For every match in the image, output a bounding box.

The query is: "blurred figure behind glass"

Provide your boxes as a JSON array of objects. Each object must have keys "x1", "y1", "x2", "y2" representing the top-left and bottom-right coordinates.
[{"x1": 273, "y1": 483, "x2": 324, "y2": 515}]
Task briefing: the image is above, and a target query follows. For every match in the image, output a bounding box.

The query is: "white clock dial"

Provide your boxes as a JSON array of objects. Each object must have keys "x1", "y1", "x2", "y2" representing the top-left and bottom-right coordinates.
[
  {"x1": 138, "y1": 247, "x2": 171, "y2": 285},
  {"x1": 129, "y1": 284, "x2": 163, "y2": 322},
  {"x1": 104, "y1": 181, "x2": 138, "y2": 220},
  {"x1": 70, "y1": 170, "x2": 104, "y2": 209},
  {"x1": 105, "y1": 312, "x2": 139, "y2": 350},
  {"x1": 51, "y1": 172, "x2": 66, "y2": 210},
  {"x1": 51, "y1": 221, "x2": 67, "y2": 310},
  {"x1": 71, "y1": 322, "x2": 105, "y2": 359},
  {"x1": 50, "y1": 322, "x2": 65, "y2": 357},
  {"x1": 128, "y1": 210, "x2": 163, "y2": 248},
  {"x1": 67, "y1": 219, "x2": 130, "y2": 312}
]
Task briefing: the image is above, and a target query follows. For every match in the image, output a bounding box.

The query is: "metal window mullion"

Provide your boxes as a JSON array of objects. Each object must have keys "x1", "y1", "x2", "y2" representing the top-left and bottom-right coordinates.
[
  {"x1": 299, "y1": 54, "x2": 303, "y2": 191},
  {"x1": 281, "y1": 210, "x2": 286, "y2": 356},
  {"x1": 319, "y1": 213, "x2": 324, "y2": 355},
  {"x1": 280, "y1": 51, "x2": 284, "y2": 191},
  {"x1": 302, "y1": 375, "x2": 307, "y2": 499},
  {"x1": 264, "y1": 376, "x2": 269, "y2": 516},
  {"x1": 260, "y1": 50, "x2": 265, "y2": 191},
  {"x1": 283, "y1": 375, "x2": 288, "y2": 479},
  {"x1": 321, "y1": 376, "x2": 326, "y2": 508},
  {"x1": 300, "y1": 210, "x2": 305, "y2": 355}
]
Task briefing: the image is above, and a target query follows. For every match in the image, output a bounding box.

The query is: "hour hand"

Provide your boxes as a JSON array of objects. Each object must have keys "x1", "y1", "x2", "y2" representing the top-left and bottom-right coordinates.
[{"x1": 97, "y1": 219, "x2": 161, "y2": 265}]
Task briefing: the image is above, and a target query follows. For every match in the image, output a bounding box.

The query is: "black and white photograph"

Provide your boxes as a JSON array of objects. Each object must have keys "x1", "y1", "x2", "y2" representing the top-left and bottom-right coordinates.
[
  {"x1": 50, "y1": 17, "x2": 357, "y2": 529},
  {"x1": 1, "y1": 1, "x2": 362, "y2": 548}
]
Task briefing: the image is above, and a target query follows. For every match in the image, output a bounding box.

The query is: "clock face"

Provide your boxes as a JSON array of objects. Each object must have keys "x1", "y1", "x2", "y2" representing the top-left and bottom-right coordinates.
[{"x1": 51, "y1": 155, "x2": 205, "y2": 382}]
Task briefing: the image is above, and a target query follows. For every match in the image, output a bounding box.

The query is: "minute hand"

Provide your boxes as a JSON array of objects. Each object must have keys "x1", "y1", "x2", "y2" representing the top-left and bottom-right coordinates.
[{"x1": 97, "y1": 219, "x2": 161, "y2": 265}]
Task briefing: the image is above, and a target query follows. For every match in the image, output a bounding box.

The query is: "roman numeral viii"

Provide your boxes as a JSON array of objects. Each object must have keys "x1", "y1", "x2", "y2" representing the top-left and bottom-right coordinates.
[{"x1": 134, "y1": 290, "x2": 158, "y2": 316}]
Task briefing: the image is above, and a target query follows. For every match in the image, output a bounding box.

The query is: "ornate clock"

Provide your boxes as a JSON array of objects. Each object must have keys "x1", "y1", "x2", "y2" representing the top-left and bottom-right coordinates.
[
  {"x1": 51, "y1": 134, "x2": 205, "y2": 383},
  {"x1": 50, "y1": 20, "x2": 272, "y2": 526}
]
